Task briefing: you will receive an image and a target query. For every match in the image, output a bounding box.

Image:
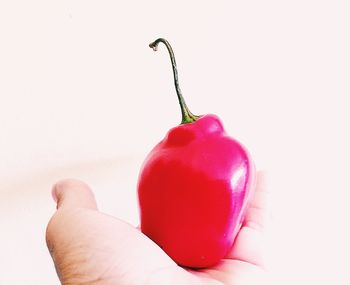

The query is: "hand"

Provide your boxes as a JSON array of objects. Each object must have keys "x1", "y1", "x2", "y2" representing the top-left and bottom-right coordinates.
[{"x1": 46, "y1": 172, "x2": 269, "y2": 285}]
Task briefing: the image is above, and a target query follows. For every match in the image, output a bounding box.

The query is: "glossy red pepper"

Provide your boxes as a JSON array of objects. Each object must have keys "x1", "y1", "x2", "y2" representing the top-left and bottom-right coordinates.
[{"x1": 137, "y1": 38, "x2": 255, "y2": 268}]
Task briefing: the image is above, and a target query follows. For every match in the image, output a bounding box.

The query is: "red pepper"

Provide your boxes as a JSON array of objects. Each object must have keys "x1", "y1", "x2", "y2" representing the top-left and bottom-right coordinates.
[{"x1": 137, "y1": 38, "x2": 255, "y2": 268}]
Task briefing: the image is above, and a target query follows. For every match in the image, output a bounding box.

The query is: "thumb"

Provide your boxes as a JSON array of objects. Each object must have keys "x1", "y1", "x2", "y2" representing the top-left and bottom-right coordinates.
[{"x1": 52, "y1": 179, "x2": 98, "y2": 210}]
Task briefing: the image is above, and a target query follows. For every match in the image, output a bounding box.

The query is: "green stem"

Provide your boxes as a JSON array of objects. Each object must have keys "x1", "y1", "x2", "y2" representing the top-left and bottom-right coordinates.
[{"x1": 149, "y1": 38, "x2": 199, "y2": 124}]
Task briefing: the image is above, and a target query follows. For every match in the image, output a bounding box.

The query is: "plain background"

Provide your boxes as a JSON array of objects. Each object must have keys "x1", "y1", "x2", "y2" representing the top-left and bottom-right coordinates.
[{"x1": 0, "y1": 1, "x2": 349, "y2": 284}]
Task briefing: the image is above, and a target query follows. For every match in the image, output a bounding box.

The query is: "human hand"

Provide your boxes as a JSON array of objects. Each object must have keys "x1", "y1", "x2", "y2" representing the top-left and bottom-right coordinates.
[{"x1": 46, "y1": 172, "x2": 269, "y2": 285}]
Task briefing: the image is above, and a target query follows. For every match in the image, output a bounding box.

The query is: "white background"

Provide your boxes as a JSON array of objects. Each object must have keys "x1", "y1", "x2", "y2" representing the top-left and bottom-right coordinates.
[{"x1": 0, "y1": 1, "x2": 349, "y2": 284}]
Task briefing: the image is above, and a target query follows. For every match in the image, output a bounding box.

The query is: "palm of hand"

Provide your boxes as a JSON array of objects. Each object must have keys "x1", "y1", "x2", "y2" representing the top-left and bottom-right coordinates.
[{"x1": 46, "y1": 173, "x2": 268, "y2": 285}]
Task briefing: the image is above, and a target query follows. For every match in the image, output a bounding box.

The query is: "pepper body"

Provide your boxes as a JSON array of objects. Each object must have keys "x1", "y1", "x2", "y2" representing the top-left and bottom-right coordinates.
[{"x1": 138, "y1": 114, "x2": 255, "y2": 268}]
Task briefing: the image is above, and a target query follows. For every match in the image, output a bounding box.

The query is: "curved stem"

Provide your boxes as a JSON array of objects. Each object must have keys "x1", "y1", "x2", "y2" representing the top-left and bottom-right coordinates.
[{"x1": 149, "y1": 38, "x2": 199, "y2": 124}]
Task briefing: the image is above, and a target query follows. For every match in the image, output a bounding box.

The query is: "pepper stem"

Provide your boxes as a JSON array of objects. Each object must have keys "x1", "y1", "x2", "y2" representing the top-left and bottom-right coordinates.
[{"x1": 149, "y1": 38, "x2": 199, "y2": 124}]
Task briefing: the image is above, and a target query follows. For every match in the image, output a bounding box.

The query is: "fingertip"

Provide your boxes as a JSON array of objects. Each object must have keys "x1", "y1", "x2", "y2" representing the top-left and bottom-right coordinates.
[
  {"x1": 52, "y1": 179, "x2": 98, "y2": 210},
  {"x1": 51, "y1": 183, "x2": 59, "y2": 203},
  {"x1": 242, "y1": 170, "x2": 271, "y2": 231},
  {"x1": 256, "y1": 170, "x2": 269, "y2": 193}
]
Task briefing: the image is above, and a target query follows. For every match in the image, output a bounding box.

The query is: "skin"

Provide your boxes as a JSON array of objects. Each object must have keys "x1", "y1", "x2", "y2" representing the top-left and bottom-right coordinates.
[{"x1": 46, "y1": 171, "x2": 269, "y2": 285}]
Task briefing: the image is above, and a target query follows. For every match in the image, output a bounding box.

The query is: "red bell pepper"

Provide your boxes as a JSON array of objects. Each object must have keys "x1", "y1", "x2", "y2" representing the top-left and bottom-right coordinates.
[{"x1": 137, "y1": 38, "x2": 255, "y2": 268}]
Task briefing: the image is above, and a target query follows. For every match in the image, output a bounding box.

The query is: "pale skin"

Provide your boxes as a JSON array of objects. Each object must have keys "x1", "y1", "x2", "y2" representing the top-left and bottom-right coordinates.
[{"x1": 46, "y1": 172, "x2": 269, "y2": 285}]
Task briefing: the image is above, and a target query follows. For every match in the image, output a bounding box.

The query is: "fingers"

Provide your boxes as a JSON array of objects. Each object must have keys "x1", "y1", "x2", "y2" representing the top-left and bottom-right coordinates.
[
  {"x1": 243, "y1": 171, "x2": 270, "y2": 231},
  {"x1": 52, "y1": 179, "x2": 98, "y2": 210},
  {"x1": 227, "y1": 171, "x2": 270, "y2": 268}
]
